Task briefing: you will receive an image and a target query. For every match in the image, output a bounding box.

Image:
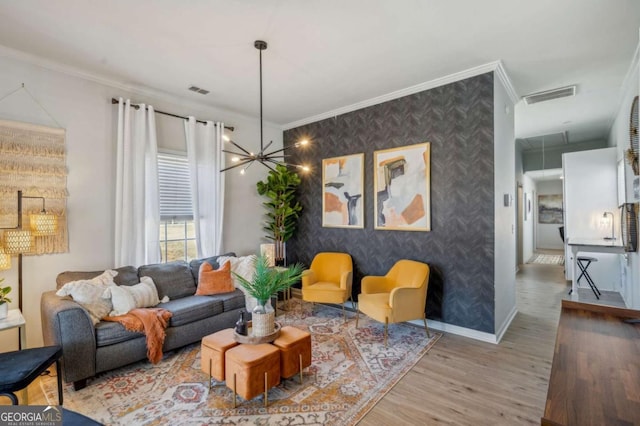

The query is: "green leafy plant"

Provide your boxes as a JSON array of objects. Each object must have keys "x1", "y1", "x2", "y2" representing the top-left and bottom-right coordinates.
[
  {"x1": 0, "y1": 279, "x2": 12, "y2": 305},
  {"x1": 256, "y1": 164, "x2": 303, "y2": 264},
  {"x1": 233, "y1": 255, "x2": 303, "y2": 304}
]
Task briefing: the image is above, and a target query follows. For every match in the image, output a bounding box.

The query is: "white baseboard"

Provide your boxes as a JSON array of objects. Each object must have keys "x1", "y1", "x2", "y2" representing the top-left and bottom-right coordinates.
[
  {"x1": 407, "y1": 318, "x2": 501, "y2": 344},
  {"x1": 494, "y1": 306, "x2": 518, "y2": 343}
]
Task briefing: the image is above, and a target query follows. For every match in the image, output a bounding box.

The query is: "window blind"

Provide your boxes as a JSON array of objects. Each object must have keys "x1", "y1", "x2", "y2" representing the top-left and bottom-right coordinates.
[{"x1": 157, "y1": 152, "x2": 193, "y2": 220}]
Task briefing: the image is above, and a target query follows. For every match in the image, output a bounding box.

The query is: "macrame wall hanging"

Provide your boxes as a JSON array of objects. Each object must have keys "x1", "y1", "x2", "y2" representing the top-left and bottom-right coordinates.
[{"x1": 0, "y1": 85, "x2": 69, "y2": 254}]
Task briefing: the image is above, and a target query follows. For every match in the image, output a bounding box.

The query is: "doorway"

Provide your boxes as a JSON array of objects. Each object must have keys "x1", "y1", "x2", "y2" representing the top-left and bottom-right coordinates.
[{"x1": 517, "y1": 184, "x2": 524, "y2": 266}]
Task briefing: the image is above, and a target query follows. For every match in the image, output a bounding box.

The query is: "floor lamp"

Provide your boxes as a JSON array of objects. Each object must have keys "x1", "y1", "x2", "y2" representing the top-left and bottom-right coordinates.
[{"x1": 1, "y1": 191, "x2": 58, "y2": 349}]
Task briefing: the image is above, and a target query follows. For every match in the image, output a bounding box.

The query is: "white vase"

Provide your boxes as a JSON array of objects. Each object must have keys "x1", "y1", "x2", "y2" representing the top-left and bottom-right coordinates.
[{"x1": 0, "y1": 303, "x2": 8, "y2": 320}]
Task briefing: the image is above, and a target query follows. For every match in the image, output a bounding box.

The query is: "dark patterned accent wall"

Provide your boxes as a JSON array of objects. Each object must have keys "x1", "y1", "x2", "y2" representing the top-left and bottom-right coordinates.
[{"x1": 284, "y1": 73, "x2": 495, "y2": 333}]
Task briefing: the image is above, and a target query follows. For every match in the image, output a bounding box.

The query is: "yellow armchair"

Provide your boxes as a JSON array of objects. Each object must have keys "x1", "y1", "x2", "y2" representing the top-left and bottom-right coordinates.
[
  {"x1": 356, "y1": 259, "x2": 430, "y2": 346},
  {"x1": 301, "y1": 252, "x2": 353, "y2": 321}
]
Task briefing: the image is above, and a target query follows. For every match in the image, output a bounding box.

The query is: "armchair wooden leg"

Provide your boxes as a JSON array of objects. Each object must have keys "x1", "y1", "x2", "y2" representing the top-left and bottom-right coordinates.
[
  {"x1": 342, "y1": 303, "x2": 346, "y2": 323},
  {"x1": 350, "y1": 295, "x2": 356, "y2": 311},
  {"x1": 384, "y1": 317, "x2": 388, "y2": 347},
  {"x1": 423, "y1": 313, "x2": 431, "y2": 338}
]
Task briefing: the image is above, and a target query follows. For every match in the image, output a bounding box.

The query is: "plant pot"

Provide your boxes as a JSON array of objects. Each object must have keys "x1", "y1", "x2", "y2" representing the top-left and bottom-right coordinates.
[
  {"x1": 252, "y1": 299, "x2": 275, "y2": 337},
  {"x1": 0, "y1": 303, "x2": 7, "y2": 320}
]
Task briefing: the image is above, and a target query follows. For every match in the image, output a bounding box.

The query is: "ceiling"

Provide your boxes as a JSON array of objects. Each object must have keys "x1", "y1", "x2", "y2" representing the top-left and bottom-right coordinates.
[{"x1": 0, "y1": 0, "x2": 638, "y2": 141}]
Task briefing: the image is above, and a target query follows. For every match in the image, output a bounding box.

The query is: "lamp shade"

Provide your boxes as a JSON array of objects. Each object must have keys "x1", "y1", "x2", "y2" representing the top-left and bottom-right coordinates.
[
  {"x1": 4, "y1": 230, "x2": 33, "y2": 254},
  {"x1": 30, "y1": 212, "x2": 58, "y2": 236},
  {"x1": 260, "y1": 243, "x2": 275, "y2": 267},
  {"x1": 0, "y1": 247, "x2": 10, "y2": 270}
]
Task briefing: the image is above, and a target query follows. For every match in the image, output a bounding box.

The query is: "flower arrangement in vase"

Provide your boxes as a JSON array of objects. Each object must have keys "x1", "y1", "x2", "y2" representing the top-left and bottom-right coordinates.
[{"x1": 233, "y1": 255, "x2": 303, "y2": 336}]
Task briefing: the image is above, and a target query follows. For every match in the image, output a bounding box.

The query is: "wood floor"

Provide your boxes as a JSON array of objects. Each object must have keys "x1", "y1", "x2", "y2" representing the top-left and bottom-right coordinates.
[
  {"x1": 360, "y1": 262, "x2": 567, "y2": 426},
  {"x1": 9, "y1": 261, "x2": 568, "y2": 425}
]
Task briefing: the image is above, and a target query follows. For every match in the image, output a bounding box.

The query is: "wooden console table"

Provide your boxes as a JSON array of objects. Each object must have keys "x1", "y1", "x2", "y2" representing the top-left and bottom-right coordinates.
[{"x1": 542, "y1": 300, "x2": 640, "y2": 425}]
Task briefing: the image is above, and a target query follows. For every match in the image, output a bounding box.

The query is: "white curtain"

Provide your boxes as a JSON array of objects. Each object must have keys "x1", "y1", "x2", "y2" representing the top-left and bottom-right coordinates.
[
  {"x1": 114, "y1": 98, "x2": 160, "y2": 267},
  {"x1": 184, "y1": 117, "x2": 225, "y2": 258}
]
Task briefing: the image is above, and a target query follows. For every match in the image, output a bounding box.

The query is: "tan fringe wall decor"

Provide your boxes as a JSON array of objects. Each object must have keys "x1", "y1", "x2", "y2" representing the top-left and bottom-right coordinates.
[{"x1": 0, "y1": 119, "x2": 69, "y2": 254}]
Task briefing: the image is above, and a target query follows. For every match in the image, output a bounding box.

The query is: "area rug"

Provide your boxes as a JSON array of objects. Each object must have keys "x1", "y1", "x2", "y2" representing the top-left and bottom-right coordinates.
[
  {"x1": 529, "y1": 254, "x2": 564, "y2": 265},
  {"x1": 42, "y1": 299, "x2": 440, "y2": 425}
]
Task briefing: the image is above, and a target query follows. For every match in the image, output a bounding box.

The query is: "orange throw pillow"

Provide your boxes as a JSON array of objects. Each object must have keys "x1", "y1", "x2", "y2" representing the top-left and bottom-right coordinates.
[{"x1": 196, "y1": 261, "x2": 235, "y2": 295}]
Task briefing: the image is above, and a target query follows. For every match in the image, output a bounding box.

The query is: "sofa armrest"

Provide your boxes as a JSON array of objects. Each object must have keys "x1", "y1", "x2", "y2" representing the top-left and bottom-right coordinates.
[{"x1": 41, "y1": 290, "x2": 97, "y2": 385}]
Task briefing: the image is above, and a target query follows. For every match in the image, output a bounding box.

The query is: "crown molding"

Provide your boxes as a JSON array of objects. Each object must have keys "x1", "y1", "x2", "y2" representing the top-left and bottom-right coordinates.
[
  {"x1": 0, "y1": 44, "x2": 283, "y2": 130},
  {"x1": 621, "y1": 34, "x2": 640, "y2": 96},
  {"x1": 605, "y1": 35, "x2": 640, "y2": 136},
  {"x1": 494, "y1": 60, "x2": 520, "y2": 104},
  {"x1": 282, "y1": 60, "x2": 520, "y2": 130}
]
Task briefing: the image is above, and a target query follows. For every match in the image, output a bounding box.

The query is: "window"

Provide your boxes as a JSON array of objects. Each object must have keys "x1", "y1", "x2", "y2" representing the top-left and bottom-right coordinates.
[{"x1": 157, "y1": 151, "x2": 197, "y2": 262}]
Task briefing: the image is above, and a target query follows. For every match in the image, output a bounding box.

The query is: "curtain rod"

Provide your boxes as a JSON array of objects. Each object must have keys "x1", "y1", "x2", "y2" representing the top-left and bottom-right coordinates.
[{"x1": 110, "y1": 98, "x2": 234, "y2": 131}]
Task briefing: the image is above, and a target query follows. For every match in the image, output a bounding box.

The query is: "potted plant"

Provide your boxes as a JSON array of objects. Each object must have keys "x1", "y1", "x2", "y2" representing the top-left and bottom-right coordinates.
[
  {"x1": 256, "y1": 164, "x2": 303, "y2": 266},
  {"x1": 234, "y1": 255, "x2": 303, "y2": 337},
  {"x1": 0, "y1": 279, "x2": 12, "y2": 320}
]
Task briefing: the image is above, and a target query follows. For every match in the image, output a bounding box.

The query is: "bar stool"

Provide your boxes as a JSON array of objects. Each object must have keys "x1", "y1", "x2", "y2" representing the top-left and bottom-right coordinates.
[{"x1": 576, "y1": 256, "x2": 601, "y2": 299}]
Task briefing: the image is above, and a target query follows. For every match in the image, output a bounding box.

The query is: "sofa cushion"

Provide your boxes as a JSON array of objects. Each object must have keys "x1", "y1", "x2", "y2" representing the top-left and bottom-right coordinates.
[
  {"x1": 95, "y1": 321, "x2": 143, "y2": 347},
  {"x1": 189, "y1": 252, "x2": 236, "y2": 284},
  {"x1": 219, "y1": 289, "x2": 247, "y2": 312},
  {"x1": 158, "y1": 290, "x2": 246, "y2": 327},
  {"x1": 56, "y1": 266, "x2": 139, "y2": 290},
  {"x1": 138, "y1": 261, "x2": 195, "y2": 300},
  {"x1": 159, "y1": 295, "x2": 224, "y2": 327}
]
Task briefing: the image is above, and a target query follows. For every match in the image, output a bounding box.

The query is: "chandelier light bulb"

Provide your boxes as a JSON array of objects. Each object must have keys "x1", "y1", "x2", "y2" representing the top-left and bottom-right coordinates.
[
  {"x1": 223, "y1": 134, "x2": 230, "y2": 142},
  {"x1": 219, "y1": 40, "x2": 311, "y2": 176}
]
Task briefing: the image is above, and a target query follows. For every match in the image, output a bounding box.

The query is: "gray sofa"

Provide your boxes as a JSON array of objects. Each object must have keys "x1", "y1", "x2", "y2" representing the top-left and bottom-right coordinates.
[{"x1": 41, "y1": 253, "x2": 245, "y2": 390}]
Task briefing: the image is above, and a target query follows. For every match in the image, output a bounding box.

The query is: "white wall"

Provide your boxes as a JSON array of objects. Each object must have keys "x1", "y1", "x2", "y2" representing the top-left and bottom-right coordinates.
[
  {"x1": 608, "y1": 40, "x2": 639, "y2": 308},
  {"x1": 0, "y1": 52, "x2": 281, "y2": 349},
  {"x1": 562, "y1": 148, "x2": 620, "y2": 289},
  {"x1": 493, "y1": 74, "x2": 517, "y2": 338},
  {"x1": 535, "y1": 180, "x2": 564, "y2": 250}
]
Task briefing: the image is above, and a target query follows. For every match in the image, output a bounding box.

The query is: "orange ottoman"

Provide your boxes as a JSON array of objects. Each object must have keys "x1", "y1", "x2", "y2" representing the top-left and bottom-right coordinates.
[
  {"x1": 201, "y1": 329, "x2": 238, "y2": 387},
  {"x1": 225, "y1": 343, "x2": 280, "y2": 407},
  {"x1": 272, "y1": 326, "x2": 312, "y2": 383}
]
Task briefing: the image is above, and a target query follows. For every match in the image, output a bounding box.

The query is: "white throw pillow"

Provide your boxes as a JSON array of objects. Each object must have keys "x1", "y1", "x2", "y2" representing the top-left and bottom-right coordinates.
[
  {"x1": 56, "y1": 270, "x2": 118, "y2": 325},
  {"x1": 218, "y1": 255, "x2": 258, "y2": 311},
  {"x1": 103, "y1": 276, "x2": 167, "y2": 316}
]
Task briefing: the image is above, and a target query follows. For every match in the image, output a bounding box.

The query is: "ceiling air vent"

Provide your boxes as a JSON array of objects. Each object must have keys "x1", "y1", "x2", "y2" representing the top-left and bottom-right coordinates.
[
  {"x1": 188, "y1": 85, "x2": 210, "y2": 95},
  {"x1": 523, "y1": 85, "x2": 576, "y2": 105}
]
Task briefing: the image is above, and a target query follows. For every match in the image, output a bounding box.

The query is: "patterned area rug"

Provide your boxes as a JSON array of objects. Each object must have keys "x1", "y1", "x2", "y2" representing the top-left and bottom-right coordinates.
[
  {"x1": 42, "y1": 299, "x2": 440, "y2": 425},
  {"x1": 529, "y1": 254, "x2": 564, "y2": 265}
]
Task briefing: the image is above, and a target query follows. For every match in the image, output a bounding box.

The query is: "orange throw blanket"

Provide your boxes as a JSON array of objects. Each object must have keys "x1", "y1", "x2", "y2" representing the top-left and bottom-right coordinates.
[{"x1": 104, "y1": 308, "x2": 172, "y2": 364}]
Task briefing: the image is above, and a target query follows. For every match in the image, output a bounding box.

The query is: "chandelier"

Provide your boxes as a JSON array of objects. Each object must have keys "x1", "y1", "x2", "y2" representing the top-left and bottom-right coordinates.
[{"x1": 221, "y1": 40, "x2": 309, "y2": 174}]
